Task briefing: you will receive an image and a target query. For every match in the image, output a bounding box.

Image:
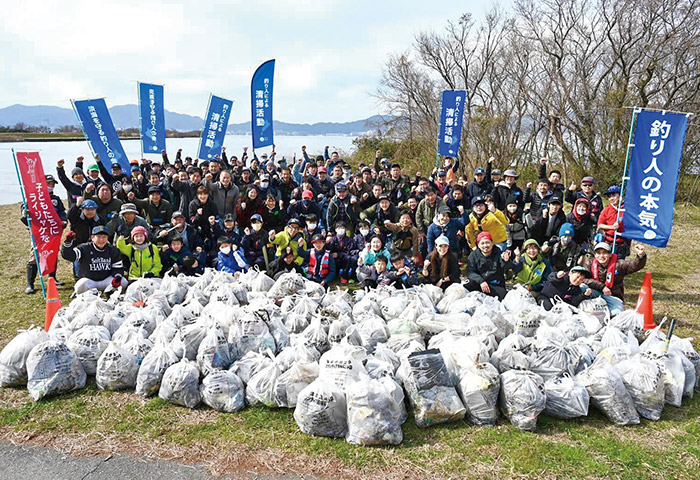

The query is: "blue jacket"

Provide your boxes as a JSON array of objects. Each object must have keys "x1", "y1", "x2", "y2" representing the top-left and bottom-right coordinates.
[
  {"x1": 426, "y1": 212, "x2": 469, "y2": 254},
  {"x1": 217, "y1": 249, "x2": 249, "y2": 274}
]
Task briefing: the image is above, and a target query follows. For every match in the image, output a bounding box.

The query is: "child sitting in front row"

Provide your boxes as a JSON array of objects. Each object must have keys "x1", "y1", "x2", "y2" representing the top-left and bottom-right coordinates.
[
  {"x1": 303, "y1": 234, "x2": 336, "y2": 288},
  {"x1": 216, "y1": 236, "x2": 249, "y2": 275}
]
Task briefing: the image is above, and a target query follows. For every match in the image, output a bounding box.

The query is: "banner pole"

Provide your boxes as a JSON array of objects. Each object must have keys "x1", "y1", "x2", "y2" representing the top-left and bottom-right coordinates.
[
  {"x1": 12, "y1": 148, "x2": 47, "y2": 298},
  {"x1": 434, "y1": 95, "x2": 444, "y2": 172},
  {"x1": 137, "y1": 81, "x2": 144, "y2": 159},
  {"x1": 612, "y1": 106, "x2": 642, "y2": 254},
  {"x1": 197, "y1": 94, "x2": 212, "y2": 161}
]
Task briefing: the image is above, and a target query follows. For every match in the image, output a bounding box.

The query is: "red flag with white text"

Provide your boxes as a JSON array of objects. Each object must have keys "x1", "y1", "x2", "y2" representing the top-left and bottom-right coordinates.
[{"x1": 16, "y1": 152, "x2": 64, "y2": 275}]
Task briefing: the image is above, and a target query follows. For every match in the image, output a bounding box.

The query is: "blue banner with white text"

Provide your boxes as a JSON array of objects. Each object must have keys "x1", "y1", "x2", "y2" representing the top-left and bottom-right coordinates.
[
  {"x1": 437, "y1": 90, "x2": 466, "y2": 157},
  {"x1": 622, "y1": 109, "x2": 689, "y2": 247},
  {"x1": 251, "y1": 59, "x2": 275, "y2": 149},
  {"x1": 138, "y1": 82, "x2": 166, "y2": 155},
  {"x1": 72, "y1": 98, "x2": 130, "y2": 172},
  {"x1": 197, "y1": 94, "x2": 233, "y2": 160}
]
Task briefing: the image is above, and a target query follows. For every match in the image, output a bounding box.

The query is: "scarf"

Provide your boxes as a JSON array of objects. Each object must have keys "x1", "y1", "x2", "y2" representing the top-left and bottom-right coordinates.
[
  {"x1": 591, "y1": 254, "x2": 618, "y2": 289},
  {"x1": 514, "y1": 253, "x2": 546, "y2": 286}
]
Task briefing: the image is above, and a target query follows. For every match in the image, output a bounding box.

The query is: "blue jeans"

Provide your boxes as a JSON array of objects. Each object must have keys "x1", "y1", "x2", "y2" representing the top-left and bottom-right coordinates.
[{"x1": 580, "y1": 285, "x2": 624, "y2": 316}]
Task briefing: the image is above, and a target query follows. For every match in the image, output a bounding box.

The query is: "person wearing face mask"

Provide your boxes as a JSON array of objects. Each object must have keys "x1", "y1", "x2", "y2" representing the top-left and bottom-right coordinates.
[
  {"x1": 504, "y1": 196, "x2": 527, "y2": 253},
  {"x1": 327, "y1": 221, "x2": 353, "y2": 283},
  {"x1": 269, "y1": 218, "x2": 306, "y2": 265},
  {"x1": 530, "y1": 196, "x2": 567, "y2": 246},
  {"x1": 346, "y1": 220, "x2": 372, "y2": 281},
  {"x1": 116, "y1": 226, "x2": 162, "y2": 280},
  {"x1": 511, "y1": 239, "x2": 551, "y2": 293},
  {"x1": 302, "y1": 214, "x2": 324, "y2": 244},
  {"x1": 546, "y1": 223, "x2": 584, "y2": 272},
  {"x1": 566, "y1": 197, "x2": 596, "y2": 247},
  {"x1": 287, "y1": 189, "x2": 321, "y2": 224},
  {"x1": 539, "y1": 266, "x2": 593, "y2": 311},
  {"x1": 115, "y1": 177, "x2": 135, "y2": 203},
  {"x1": 241, "y1": 214, "x2": 269, "y2": 269},
  {"x1": 465, "y1": 196, "x2": 509, "y2": 252},
  {"x1": 216, "y1": 237, "x2": 249, "y2": 275},
  {"x1": 566, "y1": 176, "x2": 603, "y2": 223}
]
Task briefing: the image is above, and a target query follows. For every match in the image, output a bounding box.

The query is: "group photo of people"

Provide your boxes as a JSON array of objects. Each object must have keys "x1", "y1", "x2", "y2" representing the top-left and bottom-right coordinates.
[{"x1": 27, "y1": 145, "x2": 647, "y2": 314}]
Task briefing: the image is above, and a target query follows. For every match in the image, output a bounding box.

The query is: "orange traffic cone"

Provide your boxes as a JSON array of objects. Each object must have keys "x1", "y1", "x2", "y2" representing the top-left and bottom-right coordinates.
[
  {"x1": 635, "y1": 272, "x2": 656, "y2": 331},
  {"x1": 45, "y1": 277, "x2": 62, "y2": 331}
]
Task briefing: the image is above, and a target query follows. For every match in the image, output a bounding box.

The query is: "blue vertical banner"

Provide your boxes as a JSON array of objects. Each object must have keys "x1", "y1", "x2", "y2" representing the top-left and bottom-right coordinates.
[
  {"x1": 251, "y1": 59, "x2": 275, "y2": 149},
  {"x1": 437, "y1": 90, "x2": 466, "y2": 156},
  {"x1": 622, "y1": 109, "x2": 690, "y2": 247},
  {"x1": 197, "y1": 94, "x2": 234, "y2": 160},
  {"x1": 72, "y1": 98, "x2": 131, "y2": 172},
  {"x1": 138, "y1": 82, "x2": 166, "y2": 154}
]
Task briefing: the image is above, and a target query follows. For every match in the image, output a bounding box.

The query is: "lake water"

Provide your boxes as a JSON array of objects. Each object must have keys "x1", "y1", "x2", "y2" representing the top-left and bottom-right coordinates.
[{"x1": 0, "y1": 135, "x2": 357, "y2": 205}]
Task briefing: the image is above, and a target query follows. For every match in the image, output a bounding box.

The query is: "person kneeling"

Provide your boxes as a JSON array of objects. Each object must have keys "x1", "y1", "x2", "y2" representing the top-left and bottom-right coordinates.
[
  {"x1": 61, "y1": 225, "x2": 127, "y2": 294},
  {"x1": 539, "y1": 266, "x2": 593, "y2": 311},
  {"x1": 511, "y1": 239, "x2": 551, "y2": 294},
  {"x1": 464, "y1": 231, "x2": 513, "y2": 300},
  {"x1": 269, "y1": 247, "x2": 305, "y2": 280},
  {"x1": 385, "y1": 253, "x2": 419, "y2": 288},
  {"x1": 216, "y1": 237, "x2": 249, "y2": 276},
  {"x1": 304, "y1": 234, "x2": 336, "y2": 288},
  {"x1": 116, "y1": 226, "x2": 162, "y2": 280},
  {"x1": 421, "y1": 235, "x2": 461, "y2": 290}
]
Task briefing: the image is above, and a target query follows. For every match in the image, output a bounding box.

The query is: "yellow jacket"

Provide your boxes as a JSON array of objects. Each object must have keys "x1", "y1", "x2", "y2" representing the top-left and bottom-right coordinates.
[{"x1": 466, "y1": 210, "x2": 509, "y2": 248}]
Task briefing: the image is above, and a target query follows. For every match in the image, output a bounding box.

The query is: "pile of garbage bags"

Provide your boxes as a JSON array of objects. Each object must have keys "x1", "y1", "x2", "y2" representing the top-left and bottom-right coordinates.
[{"x1": 1, "y1": 270, "x2": 699, "y2": 445}]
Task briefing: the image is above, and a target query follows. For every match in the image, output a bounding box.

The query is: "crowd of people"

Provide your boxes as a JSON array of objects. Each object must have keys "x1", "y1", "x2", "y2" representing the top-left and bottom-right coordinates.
[{"x1": 23, "y1": 146, "x2": 648, "y2": 313}]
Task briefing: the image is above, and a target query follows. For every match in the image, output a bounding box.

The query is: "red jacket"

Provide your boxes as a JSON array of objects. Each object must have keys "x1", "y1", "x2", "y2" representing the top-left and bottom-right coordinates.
[{"x1": 597, "y1": 203, "x2": 624, "y2": 244}]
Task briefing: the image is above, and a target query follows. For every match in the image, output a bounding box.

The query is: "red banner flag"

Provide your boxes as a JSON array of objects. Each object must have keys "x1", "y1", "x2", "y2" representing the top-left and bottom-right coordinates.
[{"x1": 16, "y1": 152, "x2": 64, "y2": 275}]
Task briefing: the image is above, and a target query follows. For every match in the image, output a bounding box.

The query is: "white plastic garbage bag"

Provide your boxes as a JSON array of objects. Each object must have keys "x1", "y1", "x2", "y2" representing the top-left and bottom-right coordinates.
[
  {"x1": 135, "y1": 341, "x2": 180, "y2": 397},
  {"x1": 26, "y1": 340, "x2": 86, "y2": 400},
  {"x1": 576, "y1": 357, "x2": 640, "y2": 425},
  {"x1": 498, "y1": 369, "x2": 546, "y2": 431},
  {"x1": 0, "y1": 327, "x2": 50, "y2": 387},
  {"x1": 96, "y1": 342, "x2": 139, "y2": 391},
  {"x1": 159, "y1": 359, "x2": 202, "y2": 408},
  {"x1": 456, "y1": 362, "x2": 500, "y2": 425},
  {"x1": 66, "y1": 325, "x2": 111, "y2": 375},
  {"x1": 200, "y1": 370, "x2": 246, "y2": 412},
  {"x1": 274, "y1": 361, "x2": 320, "y2": 408},
  {"x1": 246, "y1": 362, "x2": 282, "y2": 407},
  {"x1": 346, "y1": 377, "x2": 403, "y2": 446},
  {"x1": 617, "y1": 354, "x2": 665, "y2": 420},
  {"x1": 543, "y1": 374, "x2": 589, "y2": 419},
  {"x1": 196, "y1": 325, "x2": 231, "y2": 376},
  {"x1": 294, "y1": 380, "x2": 347, "y2": 438}
]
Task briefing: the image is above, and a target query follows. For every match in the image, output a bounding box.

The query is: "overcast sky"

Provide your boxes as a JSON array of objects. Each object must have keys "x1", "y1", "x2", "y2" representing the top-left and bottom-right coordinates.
[{"x1": 0, "y1": 0, "x2": 499, "y2": 123}]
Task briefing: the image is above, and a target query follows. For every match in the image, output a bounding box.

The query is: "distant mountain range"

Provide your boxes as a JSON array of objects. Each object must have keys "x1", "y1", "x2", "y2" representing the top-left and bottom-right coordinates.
[{"x1": 0, "y1": 104, "x2": 388, "y2": 136}]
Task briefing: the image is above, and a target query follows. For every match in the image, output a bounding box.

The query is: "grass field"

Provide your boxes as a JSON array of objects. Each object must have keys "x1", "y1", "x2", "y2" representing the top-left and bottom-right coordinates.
[{"x1": 0, "y1": 202, "x2": 699, "y2": 480}]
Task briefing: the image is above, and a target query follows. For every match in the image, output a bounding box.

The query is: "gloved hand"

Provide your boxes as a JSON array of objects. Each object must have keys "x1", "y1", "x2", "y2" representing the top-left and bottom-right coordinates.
[
  {"x1": 117, "y1": 225, "x2": 125, "y2": 235},
  {"x1": 65, "y1": 231, "x2": 77, "y2": 243},
  {"x1": 111, "y1": 274, "x2": 123, "y2": 288}
]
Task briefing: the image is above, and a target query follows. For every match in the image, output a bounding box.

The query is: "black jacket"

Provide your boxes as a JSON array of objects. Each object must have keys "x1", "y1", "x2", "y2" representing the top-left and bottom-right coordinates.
[
  {"x1": 530, "y1": 210, "x2": 567, "y2": 245},
  {"x1": 540, "y1": 272, "x2": 587, "y2": 308},
  {"x1": 67, "y1": 205, "x2": 107, "y2": 245},
  {"x1": 61, "y1": 241, "x2": 123, "y2": 281},
  {"x1": 466, "y1": 248, "x2": 512, "y2": 287}
]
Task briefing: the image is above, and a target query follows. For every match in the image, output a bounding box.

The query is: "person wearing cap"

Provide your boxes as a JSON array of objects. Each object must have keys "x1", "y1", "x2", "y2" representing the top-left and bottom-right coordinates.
[
  {"x1": 427, "y1": 203, "x2": 470, "y2": 255},
  {"x1": 421, "y1": 235, "x2": 461, "y2": 289},
  {"x1": 128, "y1": 164, "x2": 149, "y2": 199},
  {"x1": 302, "y1": 233, "x2": 336, "y2": 287},
  {"x1": 210, "y1": 213, "x2": 242, "y2": 249},
  {"x1": 315, "y1": 165, "x2": 335, "y2": 199},
  {"x1": 583, "y1": 241, "x2": 647, "y2": 305},
  {"x1": 539, "y1": 266, "x2": 594, "y2": 311},
  {"x1": 492, "y1": 169, "x2": 524, "y2": 211},
  {"x1": 511, "y1": 239, "x2": 551, "y2": 292},
  {"x1": 116, "y1": 225, "x2": 162, "y2": 280},
  {"x1": 490, "y1": 168, "x2": 503, "y2": 185},
  {"x1": 241, "y1": 214, "x2": 269, "y2": 269},
  {"x1": 106, "y1": 202, "x2": 151, "y2": 244},
  {"x1": 464, "y1": 231, "x2": 514, "y2": 300},
  {"x1": 430, "y1": 169, "x2": 450, "y2": 197},
  {"x1": 129, "y1": 185, "x2": 173, "y2": 230},
  {"x1": 67, "y1": 197, "x2": 107, "y2": 248},
  {"x1": 236, "y1": 185, "x2": 264, "y2": 230},
  {"x1": 83, "y1": 163, "x2": 103, "y2": 191},
  {"x1": 44, "y1": 174, "x2": 68, "y2": 225},
  {"x1": 95, "y1": 155, "x2": 129, "y2": 194},
  {"x1": 596, "y1": 185, "x2": 630, "y2": 258},
  {"x1": 529, "y1": 195, "x2": 567, "y2": 246},
  {"x1": 56, "y1": 158, "x2": 87, "y2": 208},
  {"x1": 287, "y1": 188, "x2": 321, "y2": 224},
  {"x1": 566, "y1": 197, "x2": 596, "y2": 247},
  {"x1": 466, "y1": 163, "x2": 493, "y2": 201},
  {"x1": 85, "y1": 183, "x2": 123, "y2": 222},
  {"x1": 326, "y1": 182, "x2": 357, "y2": 234},
  {"x1": 465, "y1": 195, "x2": 509, "y2": 252},
  {"x1": 504, "y1": 195, "x2": 527, "y2": 253},
  {"x1": 566, "y1": 176, "x2": 603, "y2": 222},
  {"x1": 349, "y1": 171, "x2": 372, "y2": 207},
  {"x1": 360, "y1": 194, "x2": 399, "y2": 239},
  {"x1": 61, "y1": 225, "x2": 127, "y2": 294},
  {"x1": 382, "y1": 163, "x2": 412, "y2": 204},
  {"x1": 171, "y1": 167, "x2": 203, "y2": 218},
  {"x1": 545, "y1": 223, "x2": 584, "y2": 272},
  {"x1": 269, "y1": 217, "x2": 306, "y2": 266},
  {"x1": 161, "y1": 210, "x2": 205, "y2": 256},
  {"x1": 234, "y1": 166, "x2": 254, "y2": 191},
  {"x1": 268, "y1": 246, "x2": 305, "y2": 279}
]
